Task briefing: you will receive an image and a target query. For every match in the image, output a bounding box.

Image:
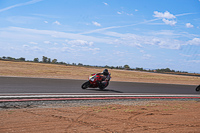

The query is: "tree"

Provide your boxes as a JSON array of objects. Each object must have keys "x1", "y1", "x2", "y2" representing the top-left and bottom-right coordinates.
[
  {"x1": 34, "y1": 58, "x2": 39, "y2": 62},
  {"x1": 52, "y1": 59, "x2": 57, "y2": 64},
  {"x1": 165, "y1": 68, "x2": 171, "y2": 72},
  {"x1": 7, "y1": 57, "x2": 15, "y2": 60},
  {"x1": 124, "y1": 64, "x2": 130, "y2": 69},
  {"x1": 42, "y1": 56, "x2": 48, "y2": 63},
  {"x1": 136, "y1": 67, "x2": 144, "y2": 71},
  {"x1": 58, "y1": 62, "x2": 65, "y2": 64},
  {"x1": 118, "y1": 66, "x2": 123, "y2": 69},
  {"x1": 47, "y1": 58, "x2": 51, "y2": 63},
  {"x1": 18, "y1": 57, "x2": 25, "y2": 61},
  {"x1": 104, "y1": 65, "x2": 109, "y2": 68},
  {"x1": 78, "y1": 63, "x2": 83, "y2": 66}
]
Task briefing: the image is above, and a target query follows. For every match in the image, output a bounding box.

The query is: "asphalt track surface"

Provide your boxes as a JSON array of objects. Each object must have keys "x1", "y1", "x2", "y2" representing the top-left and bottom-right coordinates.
[{"x1": 0, "y1": 77, "x2": 198, "y2": 94}]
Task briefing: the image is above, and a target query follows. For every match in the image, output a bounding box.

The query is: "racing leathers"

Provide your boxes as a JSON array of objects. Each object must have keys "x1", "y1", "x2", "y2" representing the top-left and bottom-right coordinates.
[{"x1": 96, "y1": 72, "x2": 111, "y2": 89}]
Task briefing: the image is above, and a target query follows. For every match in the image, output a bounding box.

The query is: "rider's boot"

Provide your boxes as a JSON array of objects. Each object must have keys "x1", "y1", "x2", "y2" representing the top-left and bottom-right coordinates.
[{"x1": 96, "y1": 81, "x2": 104, "y2": 90}]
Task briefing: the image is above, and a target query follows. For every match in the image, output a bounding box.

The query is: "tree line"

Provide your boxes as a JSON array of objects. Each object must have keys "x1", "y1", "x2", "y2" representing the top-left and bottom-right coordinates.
[{"x1": 0, "y1": 56, "x2": 190, "y2": 74}]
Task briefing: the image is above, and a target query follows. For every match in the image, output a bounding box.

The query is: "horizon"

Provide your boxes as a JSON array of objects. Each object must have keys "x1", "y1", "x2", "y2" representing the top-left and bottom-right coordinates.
[
  {"x1": 0, "y1": 0, "x2": 200, "y2": 73},
  {"x1": 0, "y1": 56, "x2": 198, "y2": 74}
]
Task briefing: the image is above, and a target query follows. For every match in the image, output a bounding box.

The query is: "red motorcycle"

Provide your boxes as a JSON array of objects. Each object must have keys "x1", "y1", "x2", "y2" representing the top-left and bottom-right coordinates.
[{"x1": 81, "y1": 73, "x2": 108, "y2": 90}]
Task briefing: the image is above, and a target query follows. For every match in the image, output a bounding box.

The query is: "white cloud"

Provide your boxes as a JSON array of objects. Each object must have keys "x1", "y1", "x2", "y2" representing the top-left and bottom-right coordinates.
[
  {"x1": 6, "y1": 16, "x2": 38, "y2": 24},
  {"x1": 153, "y1": 11, "x2": 176, "y2": 19},
  {"x1": 66, "y1": 40, "x2": 94, "y2": 47},
  {"x1": 0, "y1": 0, "x2": 43, "y2": 12},
  {"x1": 81, "y1": 12, "x2": 195, "y2": 35},
  {"x1": 175, "y1": 12, "x2": 196, "y2": 17},
  {"x1": 22, "y1": 44, "x2": 42, "y2": 52},
  {"x1": 104, "y1": 31, "x2": 182, "y2": 49},
  {"x1": 61, "y1": 46, "x2": 74, "y2": 53},
  {"x1": 150, "y1": 30, "x2": 178, "y2": 36},
  {"x1": 60, "y1": 45, "x2": 100, "y2": 55},
  {"x1": 29, "y1": 42, "x2": 38, "y2": 45},
  {"x1": 142, "y1": 54, "x2": 152, "y2": 59},
  {"x1": 135, "y1": 9, "x2": 138, "y2": 12},
  {"x1": 0, "y1": 26, "x2": 193, "y2": 51},
  {"x1": 4, "y1": 27, "x2": 110, "y2": 43},
  {"x1": 117, "y1": 11, "x2": 122, "y2": 15},
  {"x1": 23, "y1": 45, "x2": 29, "y2": 48},
  {"x1": 179, "y1": 53, "x2": 192, "y2": 57},
  {"x1": 186, "y1": 60, "x2": 200, "y2": 63},
  {"x1": 113, "y1": 50, "x2": 125, "y2": 56},
  {"x1": 140, "y1": 50, "x2": 145, "y2": 53},
  {"x1": 127, "y1": 13, "x2": 133, "y2": 16},
  {"x1": 92, "y1": 21, "x2": 101, "y2": 27},
  {"x1": 87, "y1": 47, "x2": 100, "y2": 54},
  {"x1": 44, "y1": 21, "x2": 48, "y2": 23},
  {"x1": 153, "y1": 11, "x2": 177, "y2": 26},
  {"x1": 186, "y1": 23, "x2": 194, "y2": 28},
  {"x1": 44, "y1": 41, "x2": 51, "y2": 44},
  {"x1": 117, "y1": 11, "x2": 133, "y2": 16},
  {"x1": 162, "y1": 18, "x2": 177, "y2": 26},
  {"x1": 53, "y1": 21, "x2": 61, "y2": 25},
  {"x1": 30, "y1": 46, "x2": 42, "y2": 52},
  {"x1": 103, "y1": 2, "x2": 108, "y2": 6},
  {"x1": 187, "y1": 38, "x2": 200, "y2": 45}
]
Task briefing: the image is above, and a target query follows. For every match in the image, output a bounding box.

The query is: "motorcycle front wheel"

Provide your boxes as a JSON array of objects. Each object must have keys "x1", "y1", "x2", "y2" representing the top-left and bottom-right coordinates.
[
  {"x1": 196, "y1": 85, "x2": 200, "y2": 92},
  {"x1": 81, "y1": 81, "x2": 90, "y2": 89}
]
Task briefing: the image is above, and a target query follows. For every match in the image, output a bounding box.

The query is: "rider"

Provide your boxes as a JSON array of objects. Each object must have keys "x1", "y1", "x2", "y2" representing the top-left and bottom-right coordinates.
[{"x1": 96, "y1": 69, "x2": 111, "y2": 89}]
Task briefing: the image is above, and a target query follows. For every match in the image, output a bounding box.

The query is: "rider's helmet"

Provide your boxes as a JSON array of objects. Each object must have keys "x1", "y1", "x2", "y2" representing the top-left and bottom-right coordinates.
[{"x1": 103, "y1": 69, "x2": 109, "y2": 76}]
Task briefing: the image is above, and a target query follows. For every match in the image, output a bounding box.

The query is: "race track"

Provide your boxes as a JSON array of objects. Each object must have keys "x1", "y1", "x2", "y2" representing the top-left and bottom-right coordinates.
[{"x1": 0, "y1": 77, "x2": 198, "y2": 94}]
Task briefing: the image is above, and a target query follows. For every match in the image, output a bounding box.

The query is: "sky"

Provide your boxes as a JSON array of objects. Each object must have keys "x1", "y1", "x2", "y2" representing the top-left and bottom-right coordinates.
[{"x1": 0, "y1": 0, "x2": 200, "y2": 73}]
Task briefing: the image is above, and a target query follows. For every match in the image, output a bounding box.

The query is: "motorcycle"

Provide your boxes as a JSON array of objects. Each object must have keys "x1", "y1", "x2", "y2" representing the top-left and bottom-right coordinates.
[
  {"x1": 196, "y1": 85, "x2": 200, "y2": 92},
  {"x1": 81, "y1": 73, "x2": 109, "y2": 90}
]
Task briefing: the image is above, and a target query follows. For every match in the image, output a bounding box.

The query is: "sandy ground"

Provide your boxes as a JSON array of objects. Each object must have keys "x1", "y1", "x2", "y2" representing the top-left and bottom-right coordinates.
[
  {"x1": 1, "y1": 60, "x2": 200, "y2": 132},
  {"x1": 1, "y1": 100, "x2": 200, "y2": 133}
]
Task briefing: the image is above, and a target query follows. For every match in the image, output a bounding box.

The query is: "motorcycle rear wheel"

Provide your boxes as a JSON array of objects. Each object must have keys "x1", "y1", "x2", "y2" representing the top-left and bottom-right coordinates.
[
  {"x1": 99, "y1": 82, "x2": 109, "y2": 90},
  {"x1": 99, "y1": 86, "x2": 105, "y2": 90},
  {"x1": 196, "y1": 85, "x2": 200, "y2": 92},
  {"x1": 81, "y1": 81, "x2": 90, "y2": 89}
]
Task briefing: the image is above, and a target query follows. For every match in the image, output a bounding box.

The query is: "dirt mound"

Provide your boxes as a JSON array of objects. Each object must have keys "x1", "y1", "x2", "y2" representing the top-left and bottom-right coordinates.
[{"x1": 1, "y1": 100, "x2": 200, "y2": 132}]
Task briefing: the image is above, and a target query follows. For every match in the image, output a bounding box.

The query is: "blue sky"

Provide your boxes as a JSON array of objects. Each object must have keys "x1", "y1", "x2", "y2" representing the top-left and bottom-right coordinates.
[{"x1": 0, "y1": 0, "x2": 200, "y2": 73}]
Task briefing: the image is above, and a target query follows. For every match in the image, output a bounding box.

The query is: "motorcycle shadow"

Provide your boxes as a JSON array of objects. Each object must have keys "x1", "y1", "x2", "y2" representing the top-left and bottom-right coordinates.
[{"x1": 85, "y1": 88, "x2": 123, "y2": 93}]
